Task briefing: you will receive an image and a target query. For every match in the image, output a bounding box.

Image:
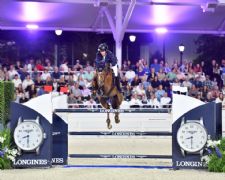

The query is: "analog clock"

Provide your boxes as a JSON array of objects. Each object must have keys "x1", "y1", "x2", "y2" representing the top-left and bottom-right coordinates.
[
  {"x1": 177, "y1": 117, "x2": 208, "y2": 156},
  {"x1": 13, "y1": 117, "x2": 46, "y2": 154}
]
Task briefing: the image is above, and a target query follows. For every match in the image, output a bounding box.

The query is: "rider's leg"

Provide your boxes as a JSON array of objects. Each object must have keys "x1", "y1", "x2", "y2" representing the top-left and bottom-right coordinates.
[{"x1": 111, "y1": 65, "x2": 122, "y2": 92}]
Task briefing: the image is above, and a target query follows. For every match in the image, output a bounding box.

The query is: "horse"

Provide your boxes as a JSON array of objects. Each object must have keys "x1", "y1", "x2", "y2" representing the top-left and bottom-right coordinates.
[{"x1": 92, "y1": 65, "x2": 123, "y2": 129}]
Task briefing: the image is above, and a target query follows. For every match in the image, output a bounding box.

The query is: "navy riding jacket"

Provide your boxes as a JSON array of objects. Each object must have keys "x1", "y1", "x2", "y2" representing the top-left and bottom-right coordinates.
[{"x1": 95, "y1": 50, "x2": 117, "y2": 70}]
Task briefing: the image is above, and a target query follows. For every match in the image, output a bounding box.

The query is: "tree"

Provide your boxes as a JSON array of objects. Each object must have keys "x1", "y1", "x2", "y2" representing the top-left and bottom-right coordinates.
[{"x1": 195, "y1": 35, "x2": 225, "y2": 65}]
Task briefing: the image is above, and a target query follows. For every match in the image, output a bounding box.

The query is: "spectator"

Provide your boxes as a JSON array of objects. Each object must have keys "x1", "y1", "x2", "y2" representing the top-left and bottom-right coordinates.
[
  {"x1": 157, "y1": 68, "x2": 166, "y2": 81},
  {"x1": 131, "y1": 75, "x2": 141, "y2": 87},
  {"x1": 81, "y1": 85, "x2": 91, "y2": 100},
  {"x1": 52, "y1": 66, "x2": 62, "y2": 80},
  {"x1": 155, "y1": 84, "x2": 165, "y2": 101},
  {"x1": 125, "y1": 68, "x2": 136, "y2": 83},
  {"x1": 129, "y1": 94, "x2": 142, "y2": 108},
  {"x1": 150, "y1": 58, "x2": 160, "y2": 73},
  {"x1": 71, "y1": 83, "x2": 82, "y2": 99},
  {"x1": 151, "y1": 76, "x2": 161, "y2": 89},
  {"x1": 60, "y1": 60, "x2": 69, "y2": 72},
  {"x1": 73, "y1": 59, "x2": 83, "y2": 71},
  {"x1": 148, "y1": 94, "x2": 160, "y2": 108},
  {"x1": 160, "y1": 92, "x2": 171, "y2": 108},
  {"x1": 22, "y1": 74, "x2": 34, "y2": 90},
  {"x1": 12, "y1": 74, "x2": 22, "y2": 88},
  {"x1": 41, "y1": 68, "x2": 51, "y2": 81}
]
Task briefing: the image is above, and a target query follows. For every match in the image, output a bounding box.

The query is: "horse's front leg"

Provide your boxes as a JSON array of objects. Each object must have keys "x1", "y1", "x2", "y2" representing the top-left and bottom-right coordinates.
[
  {"x1": 99, "y1": 97, "x2": 112, "y2": 129},
  {"x1": 106, "y1": 111, "x2": 112, "y2": 129}
]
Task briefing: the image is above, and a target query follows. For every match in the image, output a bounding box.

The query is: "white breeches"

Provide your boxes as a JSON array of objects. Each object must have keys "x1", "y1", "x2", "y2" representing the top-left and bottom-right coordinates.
[{"x1": 111, "y1": 65, "x2": 118, "y2": 77}]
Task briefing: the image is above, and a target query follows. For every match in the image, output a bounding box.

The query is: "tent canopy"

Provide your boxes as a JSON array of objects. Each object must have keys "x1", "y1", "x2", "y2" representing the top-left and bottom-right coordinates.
[{"x1": 1, "y1": 0, "x2": 225, "y2": 34}]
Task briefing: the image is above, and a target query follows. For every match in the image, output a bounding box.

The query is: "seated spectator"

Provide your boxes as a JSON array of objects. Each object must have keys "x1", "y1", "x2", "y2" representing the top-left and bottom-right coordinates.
[
  {"x1": 206, "y1": 92, "x2": 215, "y2": 102},
  {"x1": 67, "y1": 74, "x2": 75, "y2": 86},
  {"x1": 45, "y1": 76, "x2": 53, "y2": 86},
  {"x1": 176, "y1": 69, "x2": 186, "y2": 82},
  {"x1": 31, "y1": 67, "x2": 39, "y2": 81},
  {"x1": 18, "y1": 66, "x2": 30, "y2": 81},
  {"x1": 145, "y1": 85, "x2": 155, "y2": 100},
  {"x1": 83, "y1": 68, "x2": 94, "y2": 87},
  {"x1": 57, "y1": 76, "x2": 67, "y2": 91},
  {"x1": 188, "y1": 84, "x2": 198, "y2": 97},
  {"x1": 148, "y1": 93, "x2": 160, "y2": 108},
  {"x1": 141, "y1": 95, "x2": 150, "y2": 108},
  {"x1": 19, "y1": 93, "x2": 28, "y2": 103},
  {"x1": 166, "y1": 68, "x2": 177, "y2": 81},
  {"x1": 22, "y1": 74, "x2": 34, "y2": 90},
  {"x1": 157, "y1": 68, "x2": 166, "y2": 81},
  {"x1": 35, "y1": 76, "x2": 45, "y2": 88},
  {"x1": 151, "y1": 76, "x2": 161, "y2": 89},
  {"x1": 123, "y1": 84, "x2": 132, "y2": 101},
  {"x1": 71, "y1": 83, "x2": 82, "y2": 99},
  {"x1": 8, "y1": 65, "x2": 19, "y2": 80},
  {"x1": 131, "y1": 75, "x2": 141, "y2": 87},
  {"x1": 67, "y1": 93, "x2": 77, "y2": 104},
  {"x1": 137, "y1": 66, "x2": 145, "y2": 78},
  {"x1": 52, "y1": 66, "x2": 62, "y2": 80},
  {"x1": 193, "y1": 63, "x2": 202, "y2": 73},
  {"x1": 73, "y1": 59, "x2": 83, "y2": 71},
  {"x1": 160, "y1": 92, "x2": 171, "y2": 108},
  {"x1": 150, "y1": 58, "x2": 160, "y2": 73},
  {"x1": 41, "y1": 68, "x2": 51, "y2": 81},
  {"x1": 141, "y1": 75, "x2": 150, "y2": 90},
  {"x1": 81, "y1": 85, "x2": 91, "y2": 100},
  {"x1": 182, "y1": 78, "x2": 192, "y2": 89},
  {"x1": 35, "y1": 59, "x2": 44, "y2": 71},
  {"x1": 120, "y1": 75, "x2": 128, "y2": 88},
  {"x1": 78, "y1": 75, "x2": 86, "y2": 89},
  {"x1": 125, "y1": 68, "x2": 136, "y2": 83},
  {"x1": 155, "y1": 84, "x2": 165, "y2": 101},
  {"x1": 164, "y1": 62, "x2": 171, "y2": 74},
  {"x1": 45, "y1": 62, "x2": 53, "y2": 71},
  {"x1": 120, "y1": 100, "x2": 130, "y2": 109},
  {"x1": 129, "y1": 94, "x2": 142, "y2": 108},
  {"x1": 133, "y1": 83, "x2": 146, "y2": 99},
  {"x1": 12, "y1": 74, "x2": 22, "y2": 88},
  {"x1": 147, "y1": 67, "x2": 157, "y2": 81},
  {"x1": 26, "y1": 84, "x2": 37, "y2": 99},
  {"x1": 161, "y1": 77, "x2": 170, "y2": 91},
  {"x1": 203, "y1": 75, "x2": 213, "y2": 89},
  {"x1": 85, "y1": 98, "x2": 97, "y2": 108},
  {"x1": 60, "y1": 60, "x2": 69, "y2": 72},
  {"x1": 84, "y1": 61, "x2": 94, "y2": 71}
]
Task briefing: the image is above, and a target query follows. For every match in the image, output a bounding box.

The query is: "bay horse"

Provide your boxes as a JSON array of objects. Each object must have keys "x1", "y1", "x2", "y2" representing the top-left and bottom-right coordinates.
[{"x1": 92, "y1": 65, "x2": 123, "y2": 129}]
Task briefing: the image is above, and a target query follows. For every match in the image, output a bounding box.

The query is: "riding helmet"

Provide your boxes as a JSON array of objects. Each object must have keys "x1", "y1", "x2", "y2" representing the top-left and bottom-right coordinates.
[{"x1": 98, "y1": 43, "x2": 108, "y2": 52}]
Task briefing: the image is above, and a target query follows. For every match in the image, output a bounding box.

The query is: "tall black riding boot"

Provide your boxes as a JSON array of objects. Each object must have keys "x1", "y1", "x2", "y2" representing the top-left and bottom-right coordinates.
[{"x1": 115, "y1": 76, "x2": 122, "y2": 93}]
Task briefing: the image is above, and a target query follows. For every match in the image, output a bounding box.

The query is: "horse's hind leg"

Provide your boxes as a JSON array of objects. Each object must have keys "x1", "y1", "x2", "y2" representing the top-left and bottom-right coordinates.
[{"x1": 100, "y1": 97, "x2": 112, "y2": 129}]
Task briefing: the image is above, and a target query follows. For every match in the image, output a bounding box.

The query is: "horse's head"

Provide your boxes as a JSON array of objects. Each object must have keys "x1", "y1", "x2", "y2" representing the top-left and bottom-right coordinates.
[{"x1": 96, "y1": 70, "x2": 106, "y2": 88}]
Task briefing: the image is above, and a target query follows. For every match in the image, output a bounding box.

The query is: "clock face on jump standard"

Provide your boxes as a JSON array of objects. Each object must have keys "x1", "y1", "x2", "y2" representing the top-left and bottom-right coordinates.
[
  {"x1": 177, "y1": 122, "x2": 207, "y2": 152},
  {"x1": 14, "y1": 121, "x2": 44, "y2": 151}
]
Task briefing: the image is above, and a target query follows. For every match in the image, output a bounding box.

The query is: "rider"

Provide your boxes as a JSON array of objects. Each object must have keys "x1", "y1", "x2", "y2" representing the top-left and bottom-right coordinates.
[{"x1": 94, "y1": 43, "x2": 122, "y2": 94}]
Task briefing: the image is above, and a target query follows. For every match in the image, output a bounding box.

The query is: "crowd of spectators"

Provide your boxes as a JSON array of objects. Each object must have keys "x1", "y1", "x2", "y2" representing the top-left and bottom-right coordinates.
[{"x1": 1, "y1": 57, "x2": 225, "y2": 109}]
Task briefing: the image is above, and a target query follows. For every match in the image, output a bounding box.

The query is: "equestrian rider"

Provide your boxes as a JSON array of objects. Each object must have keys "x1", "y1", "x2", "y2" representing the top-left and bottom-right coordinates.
[{"x1": 94, "y1": 43, "x2": 122, "y2": 93}]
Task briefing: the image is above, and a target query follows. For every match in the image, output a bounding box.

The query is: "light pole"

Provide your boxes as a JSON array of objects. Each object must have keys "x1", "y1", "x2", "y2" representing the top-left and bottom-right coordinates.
[{"x1": 179, "y1": 44, "x2": 185, "y2": 65}]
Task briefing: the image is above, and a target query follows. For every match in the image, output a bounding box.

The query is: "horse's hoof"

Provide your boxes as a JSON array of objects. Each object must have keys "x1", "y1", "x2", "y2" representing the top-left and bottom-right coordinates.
[
  {"x1": 106, "y1": 119, "x2": 112, "y2": 129},
  {"x1": 107, "y1": 124, "x2": 112, "y2": 129},
  {"x1": 115, "y1": 116, "x2": 120, "y2": 124}
]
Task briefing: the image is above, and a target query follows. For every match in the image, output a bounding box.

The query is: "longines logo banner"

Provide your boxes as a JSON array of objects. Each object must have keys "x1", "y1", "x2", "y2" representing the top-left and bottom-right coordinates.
[{"x1": 14, "y1": 159, "x2": 48, "y2": 166}]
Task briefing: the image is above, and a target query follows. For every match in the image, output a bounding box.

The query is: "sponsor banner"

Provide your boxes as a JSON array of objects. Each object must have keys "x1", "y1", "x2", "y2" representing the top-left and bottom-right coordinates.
[{"x1": 69, "y1": 154, "x2": 172, "y2": 159}]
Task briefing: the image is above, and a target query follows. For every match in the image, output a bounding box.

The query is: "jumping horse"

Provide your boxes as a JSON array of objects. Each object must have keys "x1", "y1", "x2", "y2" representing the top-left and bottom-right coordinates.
[{"x1": 92, "y1": 64, "x2": 123, "y2": 129}]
